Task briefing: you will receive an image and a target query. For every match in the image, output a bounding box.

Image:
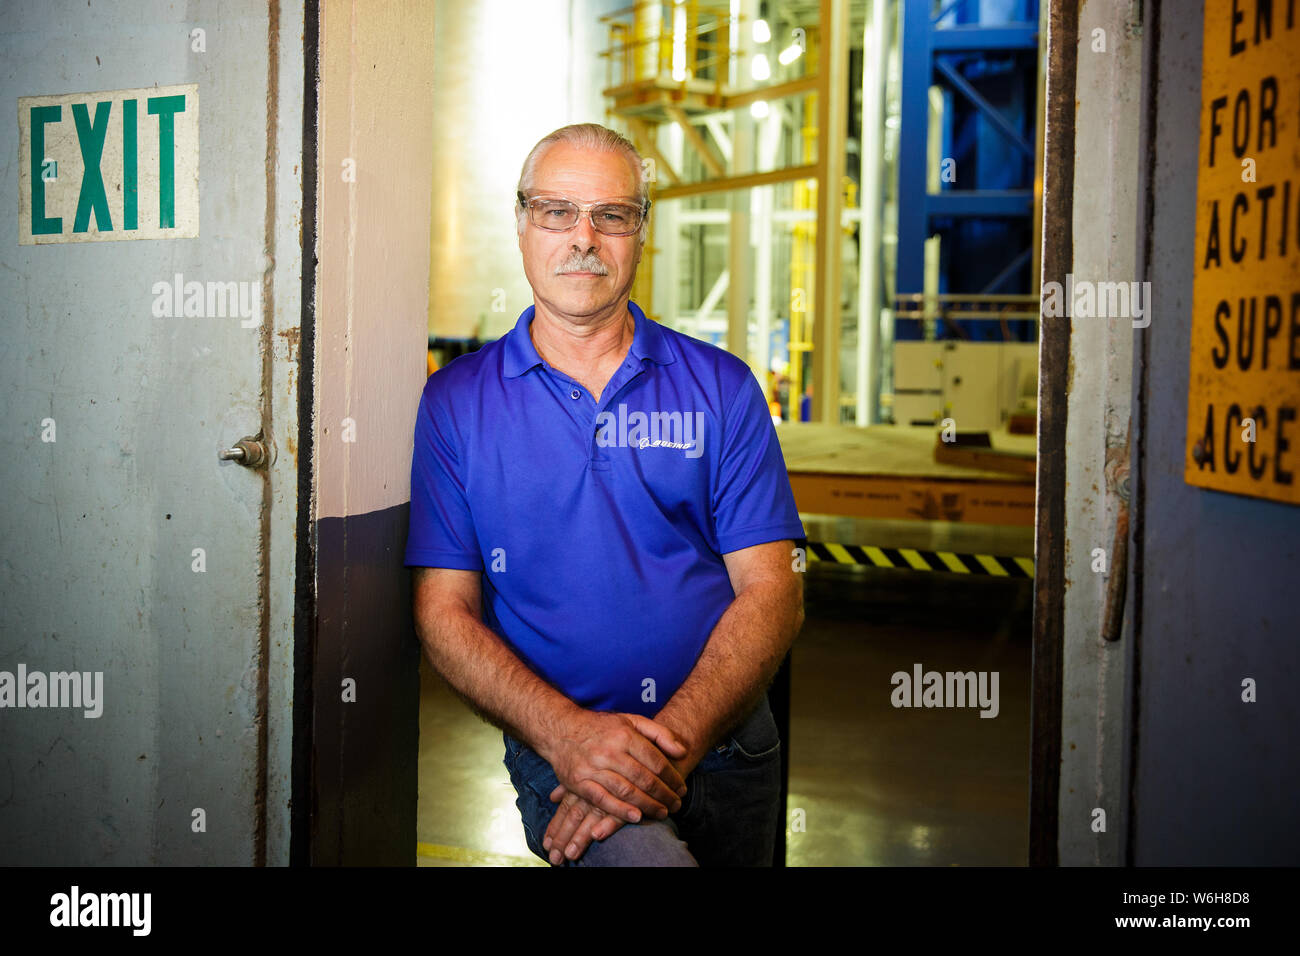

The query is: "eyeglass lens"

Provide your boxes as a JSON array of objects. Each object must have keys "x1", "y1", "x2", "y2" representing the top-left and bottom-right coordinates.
[{"x1": 529, "y1": 199, "x2": 642, "y2": 235}]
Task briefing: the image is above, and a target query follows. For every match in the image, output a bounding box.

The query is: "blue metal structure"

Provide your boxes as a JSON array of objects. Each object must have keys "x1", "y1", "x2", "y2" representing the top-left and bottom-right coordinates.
[{"x1": 895, "y1": 0, "x2": 1039, "y2": 341}]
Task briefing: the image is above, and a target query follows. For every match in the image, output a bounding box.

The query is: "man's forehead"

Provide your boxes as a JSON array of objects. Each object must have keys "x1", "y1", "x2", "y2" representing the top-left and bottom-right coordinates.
[{"x1": 532, "y1": 145, "x2": 638, "y2": 197}]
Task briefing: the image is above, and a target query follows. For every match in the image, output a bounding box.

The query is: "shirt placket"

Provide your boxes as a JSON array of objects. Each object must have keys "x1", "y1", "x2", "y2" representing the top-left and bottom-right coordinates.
[
  {"x1": 539, "y1": 366, "x2": 595, "y2": 434},
  {"x1": 589, "y1": 359, "x2": 649, "y2": 473}
]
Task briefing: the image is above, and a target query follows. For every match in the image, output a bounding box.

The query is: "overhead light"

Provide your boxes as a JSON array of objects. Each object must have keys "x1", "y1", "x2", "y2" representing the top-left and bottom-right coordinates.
[
  {"x1": 753, "y1": 18, "x2": 771, "y2": 43},
  {"x1": 751, "y1": 53, "x2": 771, "y2": 81},
  {"x1": 751, "y1": 100, "x2": 770, "y2": 119},
  {"x1": 778, "y1": 43, "x2": 802, "y2": 65}
]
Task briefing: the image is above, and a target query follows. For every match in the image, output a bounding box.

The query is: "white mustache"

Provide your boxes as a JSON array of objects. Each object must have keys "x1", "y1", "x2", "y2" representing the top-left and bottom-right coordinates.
[{"x1": 556, "y1": 253, "x2": 609, "y2": 275}]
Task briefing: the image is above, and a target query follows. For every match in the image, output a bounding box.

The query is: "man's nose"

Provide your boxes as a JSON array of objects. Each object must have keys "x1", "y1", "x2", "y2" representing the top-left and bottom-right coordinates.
[{"x1": 570, "y1": 210, "x2": 601, "y2": 249}]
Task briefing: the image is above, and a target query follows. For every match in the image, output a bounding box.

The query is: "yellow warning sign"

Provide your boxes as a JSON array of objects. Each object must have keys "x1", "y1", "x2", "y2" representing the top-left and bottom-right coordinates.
[{"x1": 1185, "y1": 2, "x2": 1299, "y2": 505}]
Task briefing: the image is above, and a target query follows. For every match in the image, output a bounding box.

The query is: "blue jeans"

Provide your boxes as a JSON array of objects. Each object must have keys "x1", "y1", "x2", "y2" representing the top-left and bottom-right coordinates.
[{"x1": 503, "y1": 695, "x2": 782, "y2": 866}]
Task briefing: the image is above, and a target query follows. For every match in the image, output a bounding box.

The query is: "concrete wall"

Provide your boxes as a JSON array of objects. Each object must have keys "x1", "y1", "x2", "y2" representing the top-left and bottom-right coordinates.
[{"x1": 311, "y1": 0, "x2": 436, "y2": 864}]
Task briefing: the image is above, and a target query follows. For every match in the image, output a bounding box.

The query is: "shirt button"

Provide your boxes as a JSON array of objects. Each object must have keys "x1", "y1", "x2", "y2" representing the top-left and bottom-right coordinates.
[{"x1": 570, "y1": 389, "x2": 581, "y2": 400}]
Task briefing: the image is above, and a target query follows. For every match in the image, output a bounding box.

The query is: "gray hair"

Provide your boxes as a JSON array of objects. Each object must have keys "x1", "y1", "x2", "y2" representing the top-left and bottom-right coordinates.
[{"x1": 516, "y1": 123, "x2": 650, "y2": 242}]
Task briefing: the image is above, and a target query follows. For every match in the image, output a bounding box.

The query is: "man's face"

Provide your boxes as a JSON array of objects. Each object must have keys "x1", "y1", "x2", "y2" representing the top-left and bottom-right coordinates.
[{"x1": 518, "y1": 143, "x2": 643, "y2": 323}]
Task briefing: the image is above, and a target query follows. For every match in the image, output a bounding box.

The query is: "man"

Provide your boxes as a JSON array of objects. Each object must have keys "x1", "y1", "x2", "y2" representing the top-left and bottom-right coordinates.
[{"x1": 404, "y1": 122, "x2": 805, "y2": 866}]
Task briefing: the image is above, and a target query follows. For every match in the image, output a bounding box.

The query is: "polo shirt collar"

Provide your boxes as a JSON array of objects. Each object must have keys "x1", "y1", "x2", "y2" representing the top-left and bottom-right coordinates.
[
  {"x1": 502, "y1": 300, "x2": 676, "y2": 378},
  {"x1": 627, "y1": 300, "x2": 675, "y2": 367}
]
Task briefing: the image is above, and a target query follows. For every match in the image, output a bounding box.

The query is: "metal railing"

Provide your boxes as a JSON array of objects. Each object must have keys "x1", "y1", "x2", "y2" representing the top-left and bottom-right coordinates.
[{"x1": 893, "y1": 293, "x2": 1041, "y2": 321}]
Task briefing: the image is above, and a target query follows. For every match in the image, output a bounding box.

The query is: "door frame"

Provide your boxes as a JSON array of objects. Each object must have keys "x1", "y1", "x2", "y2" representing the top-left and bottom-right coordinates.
[
  {"x1": 289, "y1": 0, "x2": 321, "y2": 867},
  {"x1": 1028, "y1": 0, "x2": 1077, "y2": 868}
]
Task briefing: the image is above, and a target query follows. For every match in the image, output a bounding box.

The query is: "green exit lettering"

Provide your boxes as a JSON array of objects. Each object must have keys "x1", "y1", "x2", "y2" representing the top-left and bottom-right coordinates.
[{"x1": 30, "y1": 93, "x2": 187, "y2": 236}]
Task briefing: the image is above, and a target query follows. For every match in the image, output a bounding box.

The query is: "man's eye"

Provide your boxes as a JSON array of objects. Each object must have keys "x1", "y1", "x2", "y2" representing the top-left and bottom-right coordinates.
[{"x1": 599, "y1": 209, "x2": 633, "y2": 224}]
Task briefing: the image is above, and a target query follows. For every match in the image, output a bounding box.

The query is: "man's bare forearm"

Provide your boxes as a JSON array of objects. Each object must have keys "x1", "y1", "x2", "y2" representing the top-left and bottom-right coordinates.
[
  {"x1": 653, "y1": 570, "x2": 804, "y2": 770},
  {"x1": 413, "y1": 587, "x2": 578, "y2": 762}
]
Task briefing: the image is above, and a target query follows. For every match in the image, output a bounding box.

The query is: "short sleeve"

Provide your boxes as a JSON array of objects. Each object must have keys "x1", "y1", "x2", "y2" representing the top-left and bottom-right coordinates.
[
  {"x1": 711, "y1": 371, "x2": 806, "y2": 554},
  {"x1": 403, "y1": 383, "x2": 484, "y2": 569}
]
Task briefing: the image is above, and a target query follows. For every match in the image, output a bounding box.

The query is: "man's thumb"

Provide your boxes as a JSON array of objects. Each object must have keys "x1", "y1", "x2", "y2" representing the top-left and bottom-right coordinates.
[{"x1": 627, "y1": 714, "x2": 687, "y2": 756}]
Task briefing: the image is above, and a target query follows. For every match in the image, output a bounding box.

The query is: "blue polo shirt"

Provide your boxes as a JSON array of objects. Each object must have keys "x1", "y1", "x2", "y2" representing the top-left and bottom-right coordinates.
[{"x1": 404, "y1": 300, "x2": 804, "y2": 716}]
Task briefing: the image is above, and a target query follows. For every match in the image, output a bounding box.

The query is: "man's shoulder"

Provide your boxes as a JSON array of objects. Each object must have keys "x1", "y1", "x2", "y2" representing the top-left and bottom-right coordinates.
[
  {"x1": 419, "y1": 335, "x2": 508, "y2": 406},
  {"x1": 650, "y1": 320, "x2": 755, "y2": 392}
]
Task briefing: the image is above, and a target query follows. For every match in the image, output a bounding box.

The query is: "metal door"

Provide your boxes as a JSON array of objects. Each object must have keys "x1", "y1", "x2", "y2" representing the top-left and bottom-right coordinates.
[
  {"x1": 0, "y1": 0, "x2": 303, "y2": 864},
  {"x1": 1129, "y1": 0, "x2": 1300, "y2": 864}
]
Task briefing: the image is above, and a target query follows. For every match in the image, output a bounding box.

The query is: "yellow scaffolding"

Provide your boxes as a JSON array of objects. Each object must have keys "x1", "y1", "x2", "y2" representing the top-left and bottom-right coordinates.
[{"x1": 600, "y1": 0, "x2": 849, "y2": 423}]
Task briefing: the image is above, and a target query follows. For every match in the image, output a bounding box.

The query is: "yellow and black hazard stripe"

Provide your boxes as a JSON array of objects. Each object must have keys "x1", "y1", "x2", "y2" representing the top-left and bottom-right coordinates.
[{"x1": 806, "y1": 541, "x2": 1034, "y2": 578}]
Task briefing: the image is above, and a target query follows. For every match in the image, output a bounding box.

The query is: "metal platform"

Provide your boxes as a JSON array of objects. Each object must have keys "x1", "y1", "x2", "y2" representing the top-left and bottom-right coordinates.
[{"x1": 778, "y1": 422, "x2": 1036, "y2": 526}]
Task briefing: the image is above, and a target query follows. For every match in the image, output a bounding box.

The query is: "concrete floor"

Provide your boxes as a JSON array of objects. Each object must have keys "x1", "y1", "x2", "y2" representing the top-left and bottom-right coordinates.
[{"x1": 417, "y1": 522, "x2": 1032, "y2": 867}]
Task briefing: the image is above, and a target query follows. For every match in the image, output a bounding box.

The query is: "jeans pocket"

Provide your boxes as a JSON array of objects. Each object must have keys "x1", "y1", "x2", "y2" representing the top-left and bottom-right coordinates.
[{"x1": 727, "y1": 699, "x2": 781, "y2": 762}]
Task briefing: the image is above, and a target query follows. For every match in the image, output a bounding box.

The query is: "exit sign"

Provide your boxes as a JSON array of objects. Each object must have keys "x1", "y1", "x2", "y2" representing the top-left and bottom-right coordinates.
[{"x1": 18, "y1": 83, "x2": 198, "y2": 244}]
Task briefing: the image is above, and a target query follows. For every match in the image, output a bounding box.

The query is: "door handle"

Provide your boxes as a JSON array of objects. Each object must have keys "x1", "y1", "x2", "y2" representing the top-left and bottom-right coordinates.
[{"x1": 219, "y1": 435, "x2": 273, "y2": 469}]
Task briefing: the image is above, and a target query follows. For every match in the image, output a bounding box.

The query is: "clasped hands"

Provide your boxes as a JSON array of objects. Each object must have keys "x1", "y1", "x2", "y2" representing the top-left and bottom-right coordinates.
[{"x1": 539, "y1": 709, "x2": 699, "y2": 866}]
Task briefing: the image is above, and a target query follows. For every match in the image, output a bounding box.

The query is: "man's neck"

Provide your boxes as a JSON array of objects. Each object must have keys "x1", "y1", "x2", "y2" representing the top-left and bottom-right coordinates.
[{"x1": 529, "y1": 299, "x2": 635, "y2": 400}]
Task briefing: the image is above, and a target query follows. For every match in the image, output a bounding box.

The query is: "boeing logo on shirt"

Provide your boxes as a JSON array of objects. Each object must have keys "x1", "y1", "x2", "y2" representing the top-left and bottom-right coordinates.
[{"x1": 595, "y1": 403, "x2": 705, "y2": 459}]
